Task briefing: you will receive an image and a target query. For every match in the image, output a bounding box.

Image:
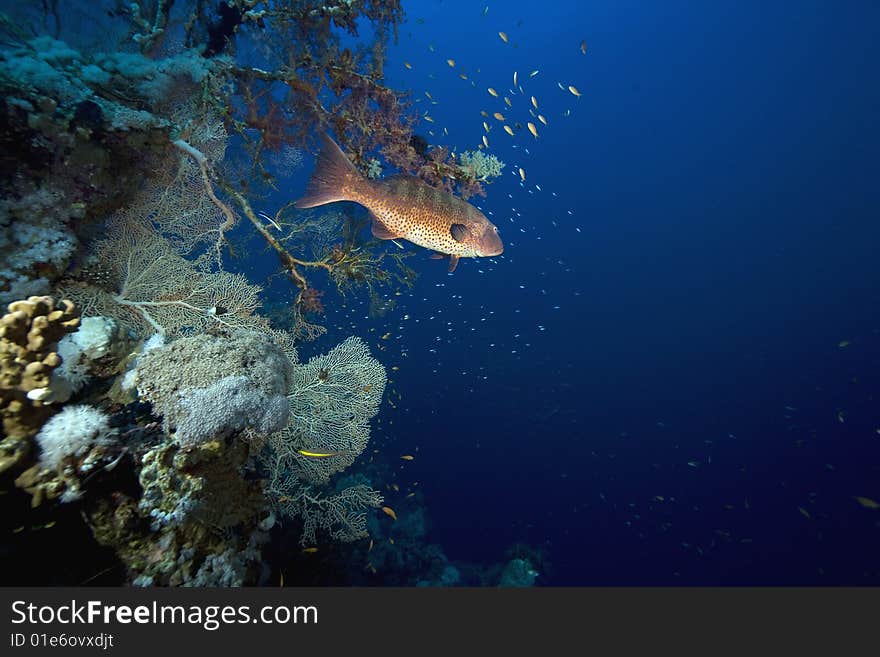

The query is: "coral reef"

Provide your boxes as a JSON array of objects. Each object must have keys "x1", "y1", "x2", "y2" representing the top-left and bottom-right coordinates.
[
  {"x1": 0, "y1": 0, "x2": 512, "y2": 588},
  {"x1": 17, "y1": 404, "x2": 117, "y2": 506},
  {"x1": 264, "y1": 336, "x2": 387, "y2": 546},
  {"x1": 0, "y1": 296, "x2": 79, "y2": 472},
  {"x1": 85, "y1": 437, "x2": 270, "y2": 586},
  {"x1": 133, "y1": 331, "x2": 293, "y2": 445}
]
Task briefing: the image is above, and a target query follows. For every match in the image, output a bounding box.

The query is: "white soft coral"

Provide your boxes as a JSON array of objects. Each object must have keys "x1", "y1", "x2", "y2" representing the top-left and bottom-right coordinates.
[{"x1": 35, "y1": 405, "x2": 111, "y2": 470}]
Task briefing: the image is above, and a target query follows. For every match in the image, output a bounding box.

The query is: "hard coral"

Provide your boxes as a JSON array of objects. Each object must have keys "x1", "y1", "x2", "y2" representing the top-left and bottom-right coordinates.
[{"x1": 0, "y1": 296, "x2": 79, "y2": 473}]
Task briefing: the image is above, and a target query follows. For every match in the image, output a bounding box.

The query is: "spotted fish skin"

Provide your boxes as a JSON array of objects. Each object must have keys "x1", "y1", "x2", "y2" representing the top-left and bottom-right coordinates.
[{"x1": 295, "y1": 133, "x2": 503, "y2": 271}]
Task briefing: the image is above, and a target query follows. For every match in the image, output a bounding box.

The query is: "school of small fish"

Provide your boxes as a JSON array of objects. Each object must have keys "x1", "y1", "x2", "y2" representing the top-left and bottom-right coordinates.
[{"x1": 299, "y1": 7, "x2": 880, "y2": 582}]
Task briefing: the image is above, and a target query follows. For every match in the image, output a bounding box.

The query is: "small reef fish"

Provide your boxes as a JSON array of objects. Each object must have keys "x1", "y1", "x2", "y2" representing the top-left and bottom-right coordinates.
[
  {"x1": 499, "y1": 31, "x2": 508, "y2": 43},
  {"x1": 568, "y1": 85, "x2": 581, "y2": 97},
  {"x1": 482, "y1": 135, "x2": 489, "y2": 148},
  {"x1": 580, "y1": 40, "x2": 587, "y2": 54},
  {"x1": 493, "y1": 112, "x2": 505, "y2": 121},
  {"x1": 382, "y1": 506, "x2": 398, "y2": 521},
  {"x1": 527, "y1": 122, "x2": 538, "y2": 138},
  {"x1": 447, "y1": 58, "x2": 455, "y2": 67},
  {"x1": 854, "y1": 496, "x2": 879, "y2": 509},
  {"x1": 296, "y1": 133, "x2": 503, "y2": 272},
  {"x1": 538, "y1": 114, "x2": 548, "y2": 125},
  {"x1": 488, "y1": 87, "x2": 499, "y2": 97},
  {"x1": 503, "y1": 125, "x2": 514, "y2": 136},
  {"x1": 529, "y1": 69, "x2": 539, "y2": 77},
  {"x1": 531, "y1": 95, "x2": 538, "y2": 108},
  {"x1": 297, "y1": 449, "x2": 344, "y2": 458},
  {"x1": 404, "y1": 62, "x2": 412, "y2": 69},
  {"x1": 518, "y1": 167, "x2": 526, "y2": 182},
  {"x1": 301, "y1": 547, "x2": 318, "y2": 554},
  {"x1": 513, "y1": 71, "x2": 518, "y2": 87},
  {"x1": 401, "y1": 455, "x2": 415, "y2": 461}
]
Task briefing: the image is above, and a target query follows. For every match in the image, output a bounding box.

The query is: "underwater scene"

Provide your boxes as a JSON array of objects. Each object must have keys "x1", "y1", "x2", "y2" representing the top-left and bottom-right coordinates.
[{"x1": 0, "y1": 0, "x2": 878, "y2": 586}]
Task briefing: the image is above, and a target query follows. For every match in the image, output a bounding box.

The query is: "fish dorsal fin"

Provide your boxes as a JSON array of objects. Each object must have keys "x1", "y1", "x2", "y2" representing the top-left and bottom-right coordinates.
[
  {"x1": 450, "y1": 223, "x2": 468, "y2": 242},
  {"x1": 370, "y1": 213, "x2": 403, "y2": 240},
  {"x1": 295, "y1": 133, "x2": 364, "y2": 209}
]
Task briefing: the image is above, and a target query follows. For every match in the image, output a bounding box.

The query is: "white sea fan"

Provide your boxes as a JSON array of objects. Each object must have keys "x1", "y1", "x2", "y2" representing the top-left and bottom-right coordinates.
[{"x1": 35, "y1": 405, "x2": 112, "y2": 470}]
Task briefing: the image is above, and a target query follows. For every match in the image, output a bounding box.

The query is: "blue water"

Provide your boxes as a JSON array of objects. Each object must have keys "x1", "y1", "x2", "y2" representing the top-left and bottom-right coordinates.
[{"x1": 318, "y1": 0, "x2": 880, "y2": 584}]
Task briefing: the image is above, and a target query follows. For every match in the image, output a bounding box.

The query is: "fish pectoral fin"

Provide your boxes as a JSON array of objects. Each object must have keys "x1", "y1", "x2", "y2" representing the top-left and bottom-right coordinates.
[
  {"x1": 448, "y1": 255, "x2": 460, "y2": 272},
  {"x1": 450, "y1": 223, "x2": 468, "y2": 242},
  {"x1": 370, "y1": 214, "x2": 403, "y2": 240}
]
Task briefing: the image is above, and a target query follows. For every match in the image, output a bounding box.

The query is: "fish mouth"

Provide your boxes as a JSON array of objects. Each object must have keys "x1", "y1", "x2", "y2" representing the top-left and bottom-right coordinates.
[{"x1": 480, "y1": 235, "x2": 504, "y2": 257}]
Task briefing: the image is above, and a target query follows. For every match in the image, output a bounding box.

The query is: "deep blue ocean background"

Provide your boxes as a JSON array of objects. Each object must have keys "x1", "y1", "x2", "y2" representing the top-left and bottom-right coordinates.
[{"x1": 278, "y1": 0, "x2": 879, "y2": 584}]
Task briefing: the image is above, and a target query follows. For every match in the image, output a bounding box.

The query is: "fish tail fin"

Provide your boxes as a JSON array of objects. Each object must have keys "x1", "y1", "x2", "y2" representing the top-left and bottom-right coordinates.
[{"x1": 294, "y1": 132, "x2": 365, "y2": 208}]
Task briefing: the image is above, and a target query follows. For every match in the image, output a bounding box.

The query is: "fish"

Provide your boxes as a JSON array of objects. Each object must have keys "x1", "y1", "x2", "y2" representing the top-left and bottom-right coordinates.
[
  {"x1": 302, "y1": 547, "x2": 318, "y2": 553},
  {"x1": 401, "y1": 455, "x2": 415, "y2": 460},
  {"x1": 295, "y1": 133, "x2": 502, "y2": 273},
  {"x1": 504, "y1": 96, "x2": 512, "y2": 107},
  {"x1": 531, "y1": 95, "x2": 538, "y2": 108},
  {"x1": 538, "y1": 114, "x2": 548, "y2": 125},
  {"x1": 459, "y1": 73, "x2": 468, "y2": 80},
  {"x1": 527, "y1": 122, "x2": 538, "y2": 138},
  {"x1": 297, "y1": 448, "x2": 345, "y2": 458},
  {"x1": 382, "y1": 506, "x2": 398, "y2": 521},
  {"x1": 483, "y1": 6, "x2": 489, "y2": 17},
  {"x1": 838, "y1": 340, "x2": 851, "y2": 347},
  {"x1": 483, "y1": 121, "x2": 490, "y2": 132},
  {"x1": 447, "y1": 58, "x2": 455, "y2": 67},
  {"x1": 488, "y1": 87, "x2": 499, "y2": 97},
  {"x1": 580, "y1": 40, "x2": 587, "y2": 54},
  {"x1": 798, "y1": 507, "x2": 811, "y2": 519},
  {"x1": 568, "y1": 85, "x2": 581, "y2": 97},
  {"x1": 481, "y1": 110, "x2": 489, "y2": 117},
  {"x1": 404, "y1": 62, "x2": 412, "y2": 69},
  {"x1": 503, "y1": 125, "x2": 514, "y2": 136},
  {"x1": 513, "y1": 71, "x2": 518, "y2": 87},
  {"x1": 518, "y1": 167, "x2": 526, "y2": 182},
  {"x1": 854, "y1": 496, "x2": 880, "y2": 509},
  {"x1": 493, "y1": 112, "x2": 505, "y2": 121},
  {"x1": 482, "y1": 135, "x2": 489, "y2": 148},
  {"x1": 499, "y1": 31, "x2": 508, "y2": 42},
  {"x1": 529, "y1": 69, "x2": 539, "y2": 77},
  {"x1": 424, "y1": 115, "x2": 434, "y2": 123}
]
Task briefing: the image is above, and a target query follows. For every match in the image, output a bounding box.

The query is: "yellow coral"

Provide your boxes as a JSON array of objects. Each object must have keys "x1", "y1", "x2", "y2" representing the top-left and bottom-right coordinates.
[{"x1": 0, "y1": 296, "x2": 79, "y2": 472}]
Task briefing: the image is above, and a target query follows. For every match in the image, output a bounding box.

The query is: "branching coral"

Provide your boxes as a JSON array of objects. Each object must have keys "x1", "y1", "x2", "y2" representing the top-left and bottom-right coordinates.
[{"x1": 59, "y1": 215, "x2": 266, "y2": 338}]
